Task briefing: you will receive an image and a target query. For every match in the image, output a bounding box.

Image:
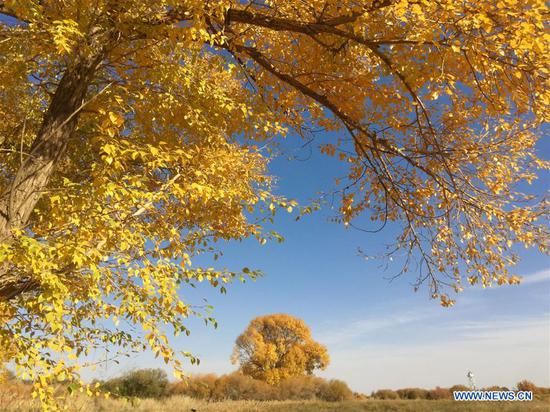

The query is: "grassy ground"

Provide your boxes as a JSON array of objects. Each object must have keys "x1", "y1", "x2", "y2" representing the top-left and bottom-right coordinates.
[{"x1": 1, "y1": 396, "x2": 549, "y2": 412}]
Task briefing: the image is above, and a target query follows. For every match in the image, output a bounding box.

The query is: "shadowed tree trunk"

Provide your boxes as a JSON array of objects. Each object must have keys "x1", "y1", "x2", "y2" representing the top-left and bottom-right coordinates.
[{"x1": 0, "y1": 53, "x2": 103, "y2": 301}]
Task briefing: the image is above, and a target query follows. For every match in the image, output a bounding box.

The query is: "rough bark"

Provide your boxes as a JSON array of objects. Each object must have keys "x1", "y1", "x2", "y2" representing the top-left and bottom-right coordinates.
[{"x1": 0, "y1": 53, "x2": 102, "y2": 301}]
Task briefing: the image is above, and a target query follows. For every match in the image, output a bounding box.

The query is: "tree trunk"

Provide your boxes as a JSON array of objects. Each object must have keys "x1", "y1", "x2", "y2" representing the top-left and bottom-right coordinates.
[{"x1": 0, "y1": 53, "x2": 102, "y2": 301}]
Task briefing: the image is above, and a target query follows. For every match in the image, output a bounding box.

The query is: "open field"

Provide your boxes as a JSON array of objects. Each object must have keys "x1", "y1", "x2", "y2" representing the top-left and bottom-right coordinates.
[{"x1": 1, "y1": 396, "x2": 549, "y2": 412}]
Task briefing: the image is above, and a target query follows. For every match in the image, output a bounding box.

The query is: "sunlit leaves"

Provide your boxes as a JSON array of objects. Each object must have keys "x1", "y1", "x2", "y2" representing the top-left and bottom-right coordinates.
[
  {"x1": 0, "y1": 0, "x2": 548, "y2": 409},
  {"x1": 231, "y1": 314, "x2": 330, "y2": 385},
  {"x1": 49, "y1": 19, "x2": 83, "y2": 54},
  {"x1": 222, "y1": 0, "x2": 548, "y2": 304},
  {"x1": 0, "y1": 1, "x2": 287, "y2": 408}
]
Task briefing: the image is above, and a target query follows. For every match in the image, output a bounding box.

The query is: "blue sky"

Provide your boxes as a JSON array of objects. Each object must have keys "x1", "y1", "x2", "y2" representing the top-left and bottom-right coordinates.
[
  {"x1": 1, "y1": 9, "x2": 547, "y2": 396},
  {"x1": 85, "y1": 132, "x2": 550, "y2": 393}
]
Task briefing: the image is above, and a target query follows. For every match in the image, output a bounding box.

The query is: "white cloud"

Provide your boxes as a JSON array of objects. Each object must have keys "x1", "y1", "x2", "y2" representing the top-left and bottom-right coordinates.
[
  {"x1": 520, "y1": 268, "x2": 550, "y2": 285},
  {"x1": 319, "y1": 314, "x2": 550, "y2": 393},
  {"x1": 316, "y1": 308, "x2": 435, "y2": 346}
]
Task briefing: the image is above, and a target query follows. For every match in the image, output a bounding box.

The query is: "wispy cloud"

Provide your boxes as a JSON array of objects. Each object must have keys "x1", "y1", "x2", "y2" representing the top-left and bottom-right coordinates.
[
  {"x1": 316, "y1": 308, "x2": 436, "y2": 346},
  {"x1": 314, "y1": 286, "x2": 550, "y2": 393},
  {"x1": 520, "y1": 268, "x2": 550, "y2": 285},
  {"x1": 320, "y1": 313, "x2": 550, "y2": 393},
  {"x1": 446, "y1": 315, "x2": 550, "y2": 343}
]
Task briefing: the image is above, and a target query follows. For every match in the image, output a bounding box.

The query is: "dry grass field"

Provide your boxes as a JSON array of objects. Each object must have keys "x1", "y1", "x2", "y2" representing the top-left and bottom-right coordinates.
[{"x1": 1, "y1": 395, "x2": 549, "y2": 412}]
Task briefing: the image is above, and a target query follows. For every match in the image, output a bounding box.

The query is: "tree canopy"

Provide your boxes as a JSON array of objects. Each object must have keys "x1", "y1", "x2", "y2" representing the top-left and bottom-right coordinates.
[
  {"x1": 232, "y1": 314, "x2": 330, "y2": 384},
  {"x1": 0, "y1": 0, "x2": 547, "y2": 408}
]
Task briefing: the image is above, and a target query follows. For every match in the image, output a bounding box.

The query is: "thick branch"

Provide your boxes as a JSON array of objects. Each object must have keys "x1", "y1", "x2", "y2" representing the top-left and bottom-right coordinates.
[
  {"x1": 0, "y1": 53, "x2": 104, "y2": 301},
  {"x1": 227, "y1": 8, "x2": 379, "y2": 48}
]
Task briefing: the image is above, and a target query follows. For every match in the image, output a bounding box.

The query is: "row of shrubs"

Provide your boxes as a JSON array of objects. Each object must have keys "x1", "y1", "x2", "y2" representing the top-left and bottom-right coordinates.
[
  {"x1": 4, "y1": 369, "x2": 549, "y2": 403},
  {"x1": 373, "y1": 386, "x2": 468, "y2": 400},
  {"x1": 169, "y1": 372, "x2": 356, "y2": 401},
  {"x1": 98, "y1": 369, "x2": 549, "y2": 402},
  {"x1": 97, "y1": 369, "x2": 356, "y2": 401},
  {"x1": 372, "y1": 380, "x2": 549, "y2": 400}
]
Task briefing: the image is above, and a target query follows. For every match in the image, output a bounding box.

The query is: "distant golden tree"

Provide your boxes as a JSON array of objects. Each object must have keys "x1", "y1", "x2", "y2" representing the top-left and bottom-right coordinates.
[
  {"x1": 0, "y1": 0, "x2": 548, "y2": 408},
  {"x1": 232, "y1": 314, "x2": 329, "y2": 384}
]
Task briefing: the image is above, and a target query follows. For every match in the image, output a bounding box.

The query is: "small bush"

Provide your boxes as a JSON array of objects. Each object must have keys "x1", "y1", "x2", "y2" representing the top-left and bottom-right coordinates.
[
  {"x1": 278, "y1": 375, "x2": 325, "y2": 400},
  {"x1": 449, "y1": 384, "x2": 470, "y2": 393},
  {"x1": 100, "y1": 368, "x2": 169, "y2": 398},
  {"x1": 483, "y1": 385, "x2": 509, "y2": 391},
  {"x1": 211, "y1": 372, "x2": 275, "y2": 400},
  {"x1": 427, "y1": 386, "x2": 452, "y2": 400},
  {"x1": 169, "y1": 373, "x2": 217, "y2": 399},
  {"x1": 397, "y1": 388, "x2": 429, "y2": 399},
  {"x1": 318, "y1": 379, "x2": 354, "y2": 401},
  {"x1": 517, "y1": 380, "x2": 538, "y2": 393},
  {"x1": 372, "y1": 389, "x2": 399, "y2": 399}
]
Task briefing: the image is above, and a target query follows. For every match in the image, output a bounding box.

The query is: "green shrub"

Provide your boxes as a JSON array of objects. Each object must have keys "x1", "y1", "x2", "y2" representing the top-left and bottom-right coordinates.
[{"x1": 100, "y1": 368, "x2": 169, "y2": 398}]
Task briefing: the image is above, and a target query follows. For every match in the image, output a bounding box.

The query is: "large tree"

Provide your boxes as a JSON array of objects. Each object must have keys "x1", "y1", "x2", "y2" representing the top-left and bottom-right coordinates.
[
  {"x1": 232, "y1": 314, "x2": 329, "y2": 384},
  {"x1": 0, "y1": 0, "x2": 547, "y2": 407}
]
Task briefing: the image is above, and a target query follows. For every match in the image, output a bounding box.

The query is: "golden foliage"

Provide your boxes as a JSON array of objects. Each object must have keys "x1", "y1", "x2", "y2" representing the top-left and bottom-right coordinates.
[
  {"x1": 0, "y1": 0, "x2": 548, "y2": 409},
  {"x1": 231, "y1": 314, "x2": 329, "y2": 384}
]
